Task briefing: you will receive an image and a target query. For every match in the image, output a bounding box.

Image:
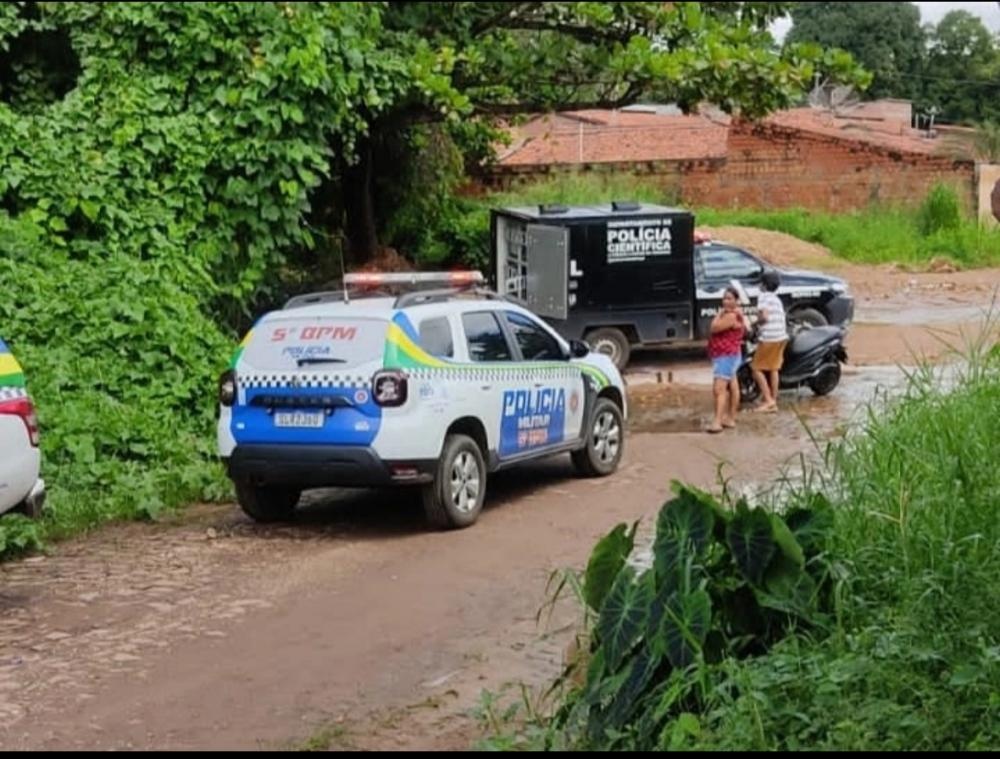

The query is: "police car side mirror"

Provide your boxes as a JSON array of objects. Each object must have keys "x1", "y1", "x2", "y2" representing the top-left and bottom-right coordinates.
[{"x1": 569, "y1": 339, "x2": 591, "y2": 359}]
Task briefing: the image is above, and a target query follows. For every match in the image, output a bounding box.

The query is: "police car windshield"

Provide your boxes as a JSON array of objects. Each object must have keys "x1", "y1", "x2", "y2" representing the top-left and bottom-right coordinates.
[{"x1": 243, "y1": 316, "x2": 386, "y2": 371}]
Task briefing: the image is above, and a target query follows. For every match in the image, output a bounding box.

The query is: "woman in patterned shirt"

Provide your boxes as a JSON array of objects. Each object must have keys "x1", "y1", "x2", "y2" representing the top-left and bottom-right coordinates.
[{"x1": 706, "y1": 286, "x2": 747, "y2": 434}]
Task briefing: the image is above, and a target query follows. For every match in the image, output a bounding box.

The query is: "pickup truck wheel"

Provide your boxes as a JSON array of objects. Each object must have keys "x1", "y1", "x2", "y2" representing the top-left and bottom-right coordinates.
[
  {"x1": 787, "y1": 307, "x2": 828, "y2": 335},
  {"x1": 584, "y1": 328, "x2": 631, "y2": 370},
  {"x1": 572, "y1": 398, "x2": 625, "y2": 477},
  {"x1": 422, "y1": 434, "x2": 486, "y2": 530},
  {"x1": 235, "y1": 481, "x2": 300, "y2": 523}
]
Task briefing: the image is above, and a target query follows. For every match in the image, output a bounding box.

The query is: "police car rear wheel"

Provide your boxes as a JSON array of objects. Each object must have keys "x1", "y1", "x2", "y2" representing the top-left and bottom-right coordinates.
[
  {"x1": 422, "y1": 434, "x2": 486, "y2": 530},
  {"x1": 572, "y1": 398, "x2": 624, "y2": 477},
  {"x1": 235, "y1": 481, "x2": 300, "y2": 523}
]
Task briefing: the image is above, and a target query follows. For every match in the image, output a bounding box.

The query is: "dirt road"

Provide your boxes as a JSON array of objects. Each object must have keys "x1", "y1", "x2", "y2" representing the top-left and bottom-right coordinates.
[{"x1": 0, "y1": 233, "x2": 996, "y2": 750}]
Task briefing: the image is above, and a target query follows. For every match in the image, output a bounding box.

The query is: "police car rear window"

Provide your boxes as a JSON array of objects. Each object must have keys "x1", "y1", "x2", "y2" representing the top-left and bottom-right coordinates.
[
  {"x1": 242, "y1": 317, "x2": 387, "y2": 370},
  {"x1": 462, "y1": 312, "x2": 512, "y2": 362},
  {"x1": 418, "y1": 317, "x2": 454, "y2": 359}
]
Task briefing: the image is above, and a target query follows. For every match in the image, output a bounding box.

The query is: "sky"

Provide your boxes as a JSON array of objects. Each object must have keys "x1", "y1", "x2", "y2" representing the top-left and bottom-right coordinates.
[{"x1": 770, "y1": 1, "x2": 1000, "y2": 41}]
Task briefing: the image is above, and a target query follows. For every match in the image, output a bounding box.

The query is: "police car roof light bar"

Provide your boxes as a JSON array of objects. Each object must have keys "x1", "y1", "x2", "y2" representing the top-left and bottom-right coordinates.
[
  {"x1": 343, "y1": 271, "x2": 485, "y2": 288},
  {"x1": 283, "y1": 272, "x2": 487, "y2": 310}
]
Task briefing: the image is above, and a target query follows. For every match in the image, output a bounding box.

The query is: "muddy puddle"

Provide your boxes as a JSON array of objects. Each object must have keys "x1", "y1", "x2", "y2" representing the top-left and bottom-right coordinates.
[
  {"x1": 626, "y1": 364, "x2": 911, "y2": 438},
  {"x1": 855, "y1": 300, "x2": 990, "y2": 327}
]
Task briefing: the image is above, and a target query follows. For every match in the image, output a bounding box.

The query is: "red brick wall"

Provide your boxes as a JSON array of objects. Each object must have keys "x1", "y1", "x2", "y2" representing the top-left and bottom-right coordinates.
[
  {"x1": 688, "y1": 122, "x2": 975, "y2": 211},
  {"x1": 479, "y1": 122, "x2": 976, "y2": 213}
]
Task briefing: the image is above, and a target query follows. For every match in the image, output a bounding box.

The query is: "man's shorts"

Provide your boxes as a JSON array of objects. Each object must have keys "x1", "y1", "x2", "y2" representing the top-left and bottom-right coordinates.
[
  {"x1": 752, "y1": 340, "x2": 787, "y2": 372},
  {"x1": 712, "y1": 354, "x2": 741, "y2": 380}
]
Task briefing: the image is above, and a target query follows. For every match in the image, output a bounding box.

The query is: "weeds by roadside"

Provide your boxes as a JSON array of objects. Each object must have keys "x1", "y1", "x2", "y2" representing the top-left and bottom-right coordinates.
[{"x1": 478, "y1": 313, "x2": 999, "y2": 750}]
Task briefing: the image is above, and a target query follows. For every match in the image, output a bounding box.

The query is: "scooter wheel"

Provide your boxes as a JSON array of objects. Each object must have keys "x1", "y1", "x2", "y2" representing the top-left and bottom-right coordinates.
[
  {"x1": 808, "y1": 363, "x2": 841, "y2": 396},
  {"x1": 738, "y1": 365, "x2": 761, "y2": 403}
]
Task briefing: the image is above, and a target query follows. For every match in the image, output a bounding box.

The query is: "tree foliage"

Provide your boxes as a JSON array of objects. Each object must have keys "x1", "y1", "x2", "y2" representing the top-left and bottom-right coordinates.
[
  {"x1": 786, "y1": 3, "x2": 1000, "y2": 126},
  {"x1": 921, "y1": 10, "x2": 1000, "y2": 125},
  {"x1": 785, "y1": 1, "x2": 924, "y2": 101},
  {"x1": 0, "y1": 2, "x2": 866, "y2": 553}
]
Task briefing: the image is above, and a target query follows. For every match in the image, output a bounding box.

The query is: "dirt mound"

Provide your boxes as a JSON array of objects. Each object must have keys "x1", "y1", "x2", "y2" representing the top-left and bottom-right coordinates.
[
  {"x1": 697, "y1": 226, "x2": 835, "y2": 270},
  {"x1": 351, "y1": 247, "x2": 416, "y2": 273}
]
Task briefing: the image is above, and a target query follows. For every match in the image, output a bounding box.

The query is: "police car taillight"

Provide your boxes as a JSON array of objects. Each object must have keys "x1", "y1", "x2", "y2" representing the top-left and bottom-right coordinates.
[
  {"x1": 219, "y1": 370, "x2": 237, "y2": 407},
  {"x1": 0, "y1": 397, "x2": 40, "y2": 447},
  {"x1": 372, "y1": 371, "x2": 407, "y2": 407}
]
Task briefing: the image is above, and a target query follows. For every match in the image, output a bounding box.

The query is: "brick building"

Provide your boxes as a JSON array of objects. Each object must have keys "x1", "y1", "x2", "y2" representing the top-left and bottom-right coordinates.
[{"x1": 483, "y1": 101, "x2": 977, "y2": 213}]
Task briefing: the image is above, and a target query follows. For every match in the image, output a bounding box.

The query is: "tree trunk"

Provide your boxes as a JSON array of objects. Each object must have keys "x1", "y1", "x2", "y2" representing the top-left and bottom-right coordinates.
[{"x1": 343, "y1": 136, "x2": 378, "y2": 265}]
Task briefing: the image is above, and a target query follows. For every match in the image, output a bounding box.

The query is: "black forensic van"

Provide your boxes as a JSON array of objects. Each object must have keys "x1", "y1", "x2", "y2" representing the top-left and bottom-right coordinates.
[{"x1": 490, "y1": 202, "x2": 854, "y2": 369}]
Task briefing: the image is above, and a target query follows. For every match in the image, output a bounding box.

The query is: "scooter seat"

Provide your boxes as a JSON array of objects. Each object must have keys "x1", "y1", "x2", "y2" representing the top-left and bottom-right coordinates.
[{"x1": 788, "y1": 325, "x2": 843, "y2": 355}]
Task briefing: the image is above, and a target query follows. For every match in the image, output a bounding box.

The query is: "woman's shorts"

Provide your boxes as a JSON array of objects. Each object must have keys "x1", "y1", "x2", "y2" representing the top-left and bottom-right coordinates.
[
  {"x1": 711, "y1": 354, "x2": 741, "y2": 380},
  {"x1": 752, "y1": 340, "x2": 787, "y2": 372}
]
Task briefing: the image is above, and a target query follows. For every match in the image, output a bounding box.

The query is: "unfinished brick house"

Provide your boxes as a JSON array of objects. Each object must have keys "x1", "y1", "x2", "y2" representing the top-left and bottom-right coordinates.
[{"x1": 483, "y1": 100, "x2": 978, "y2": 213}]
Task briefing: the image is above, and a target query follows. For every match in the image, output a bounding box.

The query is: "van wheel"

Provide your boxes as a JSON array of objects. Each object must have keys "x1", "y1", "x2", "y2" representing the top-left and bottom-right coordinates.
[
  {"x1": 235, "y1": 481, "x2": 300, "y2": 523},
  {"x1": 572, "y1": 398, "x2": 625, "y2": 477},
  {"x1": 422, "y1": 434, "x2": 486, "y2": 530},
  {"x1": 584, "y1": 328, "x2": 631, "y2": 370}
]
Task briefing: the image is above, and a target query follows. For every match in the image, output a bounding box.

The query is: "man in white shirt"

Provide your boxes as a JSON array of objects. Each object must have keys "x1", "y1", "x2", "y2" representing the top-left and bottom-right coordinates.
[{"x1": 752, "y1": 269, "x2": 788, "y2": 412}]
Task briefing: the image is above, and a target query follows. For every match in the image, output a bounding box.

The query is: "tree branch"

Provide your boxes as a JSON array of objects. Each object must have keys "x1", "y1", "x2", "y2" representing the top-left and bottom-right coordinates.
[
  {"x1": 499, "y1": 20, "x2": 634, "y2": 45},
  {"x1": 473, "y1": 95, "x2": 639, "y2": 117},
  {"x1": 471, "y1": 2, "x2": 541, "y2": 36}
]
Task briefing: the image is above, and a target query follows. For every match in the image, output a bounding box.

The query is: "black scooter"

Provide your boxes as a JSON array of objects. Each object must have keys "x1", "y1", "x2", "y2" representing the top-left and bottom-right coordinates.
[{"x1": 737, "y1": 324, "x2": 849, "y2": 403}]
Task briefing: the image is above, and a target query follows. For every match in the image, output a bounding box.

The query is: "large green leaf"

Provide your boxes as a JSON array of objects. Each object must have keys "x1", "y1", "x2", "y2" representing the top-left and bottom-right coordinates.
[
  {"x1": 756, "y1": 554, "x2": 819, "y2": 621},
  {"x1": 669, "y1": 480, "x2": 729, "y2": 526},
  {"x1": 658, "y1": 590, "x2": 712, "y2": 669},
  {"x1": 771, "y1": 513, "x2": 805, "y2": 569},
  {"x1": 653, "y1": 490, "x2": 716, "y2": 585},
  {"x1": 726, "y1": 506, "x2": 777, "y2": 585},
  {"x1": 784, "y1": 496, "x2": 834, "y2": 558},
  {"x1": 598, "y1": 648, "x2": 662, "y2": 734},
  {"x1": 584, "y1": 520, "x2": 638, "y2": 613},
  {"x1": 597, "y1": 567, "x2": 651, "y2": 672}
]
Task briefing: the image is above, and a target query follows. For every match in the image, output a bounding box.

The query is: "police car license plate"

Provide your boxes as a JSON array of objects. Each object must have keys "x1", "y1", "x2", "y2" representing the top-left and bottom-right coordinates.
[{"x1": 274, "y1": 411, "x2": 325, "y2": 429}]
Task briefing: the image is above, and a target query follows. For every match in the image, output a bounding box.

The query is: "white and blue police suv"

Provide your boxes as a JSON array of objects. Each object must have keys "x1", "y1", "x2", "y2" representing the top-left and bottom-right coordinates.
[{"x1": 218, "y1": 272, "x2": 627, "y2": 529}]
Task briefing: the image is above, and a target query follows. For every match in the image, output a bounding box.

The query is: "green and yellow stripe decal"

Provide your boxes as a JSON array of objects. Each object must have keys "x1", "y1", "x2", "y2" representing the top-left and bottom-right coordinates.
[
  {"x1": 0, "y1": 339, "x2": 25, "y2": 388},
  {"x1": 383, "y1": 313, "x2": 610, "y2": 389},
  {"x1": 229, "y1": 329, "x2": 254, "y2": 370}
]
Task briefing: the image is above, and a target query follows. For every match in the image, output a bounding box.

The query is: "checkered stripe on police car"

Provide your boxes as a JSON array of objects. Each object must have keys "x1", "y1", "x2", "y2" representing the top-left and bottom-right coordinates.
[
  {"x1": 238, "y1": 373, "x2": 369, "y2": 390},
  {"x1": 406, "y1": 366, "x2": 581, "y2": 383},
  {"x1": 0, "y1": 386, "x2": 27, "y2": 401}
]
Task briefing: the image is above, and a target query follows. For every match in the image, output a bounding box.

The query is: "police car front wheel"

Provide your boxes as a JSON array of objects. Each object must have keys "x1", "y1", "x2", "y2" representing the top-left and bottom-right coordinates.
[
  {"x1": 572, "y1": 398, "x2": 624, "y2": 477},
  {"x1": 235, "y1": 481, "x2": 301, "y2": 523},
  {"x1": 422, "y1": 434, "x2": 487, "y2": 530}
]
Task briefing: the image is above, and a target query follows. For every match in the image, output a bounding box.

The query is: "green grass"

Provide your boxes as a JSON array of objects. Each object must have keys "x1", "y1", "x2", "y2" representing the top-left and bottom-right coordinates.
[
  {"x1": 470, "y1": 174, "x2": 1000, "y2": 269},
  {"x1": 484, "y1": 317, "x2": 1000, "y2": 751},
  {"x1": 688, "y1": 335, "x2": 1000, "y2": 750},
  {"x1": 697, "y1": 205, "x2": 1000, "y2": 268}
]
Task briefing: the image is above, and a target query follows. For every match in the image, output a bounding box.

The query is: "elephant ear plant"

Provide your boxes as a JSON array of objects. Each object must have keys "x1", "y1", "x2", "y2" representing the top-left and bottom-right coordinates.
[{"x1": 551, "y1": 481, "x2": 837, "y2": 750}]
